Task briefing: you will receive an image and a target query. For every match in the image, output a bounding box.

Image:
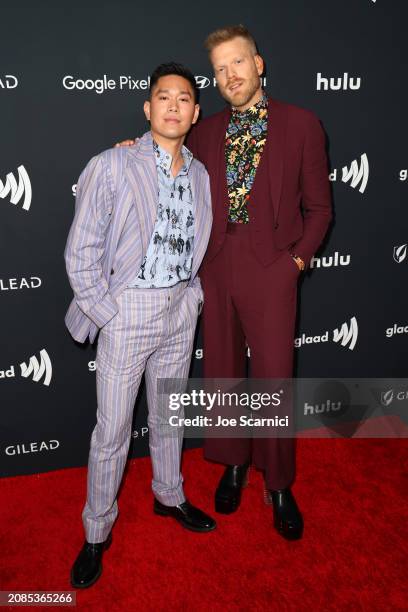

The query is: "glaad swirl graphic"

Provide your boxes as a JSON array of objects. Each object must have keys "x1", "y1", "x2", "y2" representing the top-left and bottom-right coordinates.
[
  {"x1": 0, "y1": 165, "x2": 32, "y2": 211},
  {"x1": 20, "y1": 349, "x2": 52, "y2": 386}
]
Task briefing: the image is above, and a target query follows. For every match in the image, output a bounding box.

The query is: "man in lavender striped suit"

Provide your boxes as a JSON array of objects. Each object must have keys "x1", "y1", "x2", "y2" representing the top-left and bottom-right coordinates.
[{"x1": 65, "y1": 63, "x2": 215, "y2": 589}]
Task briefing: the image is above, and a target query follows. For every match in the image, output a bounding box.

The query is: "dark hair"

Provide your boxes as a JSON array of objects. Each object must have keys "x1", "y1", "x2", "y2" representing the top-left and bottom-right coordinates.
[{"x1": 149, "y1": 62, "x2": 199, "y2": 103}]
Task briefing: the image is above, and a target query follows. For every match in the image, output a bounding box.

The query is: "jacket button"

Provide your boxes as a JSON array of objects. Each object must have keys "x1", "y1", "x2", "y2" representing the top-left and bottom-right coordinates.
[
  {"x1": 274, "y1": 223, "x2": 279, "y2": 229},
  {"x1": 110, "y1": 269, "x2": 114, "y2": 275}
]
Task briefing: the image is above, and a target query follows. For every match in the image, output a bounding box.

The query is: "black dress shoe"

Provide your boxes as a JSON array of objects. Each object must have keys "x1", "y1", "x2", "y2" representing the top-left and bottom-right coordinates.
[
  {"x1": 215, "y1": 463, "x2": 250, "y2": 514},
  {"x1": 153, "y1": 499, "x2": 216, "y2": 532},
  {"x1": 270, "y1": 488, "x2": 303, "y2": 540},
  {"x1": 70, "y1": 532, "x2": 112, "y2": 589}
]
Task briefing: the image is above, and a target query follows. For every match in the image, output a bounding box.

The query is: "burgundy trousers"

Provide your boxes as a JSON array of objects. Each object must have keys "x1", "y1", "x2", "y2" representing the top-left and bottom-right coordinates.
[{"x1": 200, "y1": 223, "x2": 299, "y2": 490}]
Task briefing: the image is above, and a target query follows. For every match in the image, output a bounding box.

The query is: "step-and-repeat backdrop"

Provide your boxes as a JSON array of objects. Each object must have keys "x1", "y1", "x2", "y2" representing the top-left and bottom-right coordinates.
[{"x1": 1, "y1": 1, "x2": 407, "y2": 477}]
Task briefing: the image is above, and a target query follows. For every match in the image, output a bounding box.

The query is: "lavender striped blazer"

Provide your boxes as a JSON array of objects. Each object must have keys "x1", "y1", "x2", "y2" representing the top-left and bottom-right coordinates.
[{"x1": 64, "y1": 131, "x2": 212, "y2": 344}]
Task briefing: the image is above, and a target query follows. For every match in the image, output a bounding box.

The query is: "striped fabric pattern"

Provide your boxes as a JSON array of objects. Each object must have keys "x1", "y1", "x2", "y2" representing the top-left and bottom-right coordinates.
[
  {"x1": 83, "y1": 283, "x2": 200, "y2": 543},
  {"x1": 64, "y1": 131, "x2": 212, "y2": 344},
  {"x1": 64, "y1": 131, "x2": 213, "y2": 543}
]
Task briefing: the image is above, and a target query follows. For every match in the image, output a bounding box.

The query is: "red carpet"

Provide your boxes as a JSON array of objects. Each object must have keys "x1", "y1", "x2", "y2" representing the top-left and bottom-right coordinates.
[{"x1": 1, "y1": 440, "x2": 407, "y2": 611}]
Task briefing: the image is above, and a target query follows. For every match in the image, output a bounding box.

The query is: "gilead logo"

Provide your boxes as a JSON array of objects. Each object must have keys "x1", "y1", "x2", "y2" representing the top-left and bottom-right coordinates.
[
  {"x1": 0, "y1": 75, "x2": 18, "y2": 89},
  {"x1": 0, "y1": 277, "x2": 42, "y2": 291},
  {"x1": 380, "y1": 389, "x2": 408, "y2": 406},
  {"x1": 393, "y1": 244, "x2": 407, "y2": 263},
  {"x1": 0, "y1": 165, "x2": 32, "y2": 211},
  {"x1": 381, "y1": 389, "x2": 393, "y2": 406},
  {"x1": 5, "y1": 440, "x2": 59, "y2": 455},
  {"x1": 329, "y1": 154, "x2": 369, "y2": 194}
]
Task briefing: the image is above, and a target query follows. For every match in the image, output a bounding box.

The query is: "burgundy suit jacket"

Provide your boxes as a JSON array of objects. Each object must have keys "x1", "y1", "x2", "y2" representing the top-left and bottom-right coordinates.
[{"x1": 187, "y1": 97, "x2": 332, "y2": 268}]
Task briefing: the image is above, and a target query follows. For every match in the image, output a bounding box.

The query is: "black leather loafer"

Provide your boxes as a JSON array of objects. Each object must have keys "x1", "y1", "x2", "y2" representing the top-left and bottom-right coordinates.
[
  {"x1": 70, "y1": 532, "x2": 112, "y2": 589},
  {"x1": 154, "y1": 499, "x2": 216, "y2": 532},
  {"x1": 215, "y1": 463, "x2": 250, "y2": 514},
  {"x1": 270, "y1": 488, "x2": 303, "y2": 540}
]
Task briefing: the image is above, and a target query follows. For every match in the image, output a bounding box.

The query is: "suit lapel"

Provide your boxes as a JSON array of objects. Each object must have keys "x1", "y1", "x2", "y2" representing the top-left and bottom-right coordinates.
[
  {"x1": 267, "y1": 98, "x2": 288, "y2": 222},
  {"x1": 125, "y1": 131, "x2": 158, "y2": 258},
  {"x1": 190, "y1": 163, "x2": 212, "y2": 280},
  {"x1": 216, "y1": 108, "x2": 231, "y2": 225}
]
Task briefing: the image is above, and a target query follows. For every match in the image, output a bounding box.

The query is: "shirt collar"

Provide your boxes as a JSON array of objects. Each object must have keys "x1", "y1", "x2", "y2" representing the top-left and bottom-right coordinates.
[
  {"x1": 152, "y1": 137, "x2": 193, "y2": 177},
  {"x1": 231, "y1": 90, "x2": 268, "y2": 119}
]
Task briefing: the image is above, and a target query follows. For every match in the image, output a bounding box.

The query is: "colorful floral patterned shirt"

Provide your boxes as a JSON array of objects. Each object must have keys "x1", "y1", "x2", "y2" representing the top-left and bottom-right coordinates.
[{"x1": 225, "y1": 92, "x2": 268, "y2": 223}]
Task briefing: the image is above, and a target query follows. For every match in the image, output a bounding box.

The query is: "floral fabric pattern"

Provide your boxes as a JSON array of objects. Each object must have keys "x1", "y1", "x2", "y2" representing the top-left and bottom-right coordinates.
[{"x1": 225, "y1": 93, "x2": 268, "y2": 223}]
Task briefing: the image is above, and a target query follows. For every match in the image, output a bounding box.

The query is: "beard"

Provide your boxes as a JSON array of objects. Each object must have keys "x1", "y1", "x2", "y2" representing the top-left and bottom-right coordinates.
[{"x1": 219, "y1": 72, "x2": 261, "y2": 109}]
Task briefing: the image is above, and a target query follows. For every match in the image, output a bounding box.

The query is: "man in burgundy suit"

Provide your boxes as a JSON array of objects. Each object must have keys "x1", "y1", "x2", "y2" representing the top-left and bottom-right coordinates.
[{"x1": 117, "y1": 25, "x2": 332, "y2": 540}]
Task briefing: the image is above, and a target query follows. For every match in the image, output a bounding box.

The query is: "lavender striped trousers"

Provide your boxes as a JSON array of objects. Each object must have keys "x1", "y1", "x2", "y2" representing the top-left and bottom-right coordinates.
[{"x1": 82, "y1": 281, "x2": 202, "y2": 543}]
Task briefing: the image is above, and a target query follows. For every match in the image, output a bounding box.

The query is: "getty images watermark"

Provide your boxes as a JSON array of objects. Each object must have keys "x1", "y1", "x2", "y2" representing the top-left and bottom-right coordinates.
[
  {"x1": 168, "y1": 387, "x2": 288, "y2": 429},
  {"x1": 155, "y1": 378, "x2": 408, "y2": 439}
]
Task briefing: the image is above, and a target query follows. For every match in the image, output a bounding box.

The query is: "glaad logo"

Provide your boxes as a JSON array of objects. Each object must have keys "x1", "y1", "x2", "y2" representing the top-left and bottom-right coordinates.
[
  {"x1": 5, "y1": 440, "x2": 59, "y2": 455},
  {"x1": 393, "y1": 244, "x2": 407, "y2": 263},
  {"x1": 195, "y1": 76, "x2": 211, "y2": 89},
  {"x1": 295, "y1": 317, "x2": 358, "y2": 350},
  {"x1": 333, "y1": 317, "x2": 358, "y2": 351},
  {"x1": 0, "y1": 165, "x2": 32, "y2": 211},
  {"x1": 0, "y1": 75, "x2": 18, "y2": 89},
  {"x1": 316, "y1": 72, "x2": 361, "y2": 91},
  {"x1": 386, "y1": 323, "x2": 408, "y2": 338},
  {"x1": 20, "y1": 349, "x2": 52, "y2": 386},
  {"x1": 309, "y1": 251, "x2": 351, "y2": 269},
  {"x1": 329, "y1": 154, "x2": 369, "y2": 194}
]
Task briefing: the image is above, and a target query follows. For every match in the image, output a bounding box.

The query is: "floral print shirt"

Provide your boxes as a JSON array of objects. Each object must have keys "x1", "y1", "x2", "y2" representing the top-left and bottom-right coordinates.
[{"x1": 225, "y1": 92, "x2": 268, "y2": 223}]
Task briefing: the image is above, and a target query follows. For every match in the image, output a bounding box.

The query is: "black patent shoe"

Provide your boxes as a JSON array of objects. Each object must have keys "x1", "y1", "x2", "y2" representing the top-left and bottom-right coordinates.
[
  {"x1": 70, "y1": 532, "x2": 112, "y2": 589},
  {"x1": 154, "y1": 498, "x2": 216, "y2": 533},
  {"x1": 215, "y1": 463, "x2": 250, "y2": 514},
  {"x1": 270, "y1": 488, "x2": 304, "y2": 540}
]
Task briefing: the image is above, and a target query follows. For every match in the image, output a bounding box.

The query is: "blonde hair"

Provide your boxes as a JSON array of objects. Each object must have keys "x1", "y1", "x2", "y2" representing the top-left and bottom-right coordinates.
[{"x1": 204, "y1": 25, "x2": 258, "y2": 55}]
